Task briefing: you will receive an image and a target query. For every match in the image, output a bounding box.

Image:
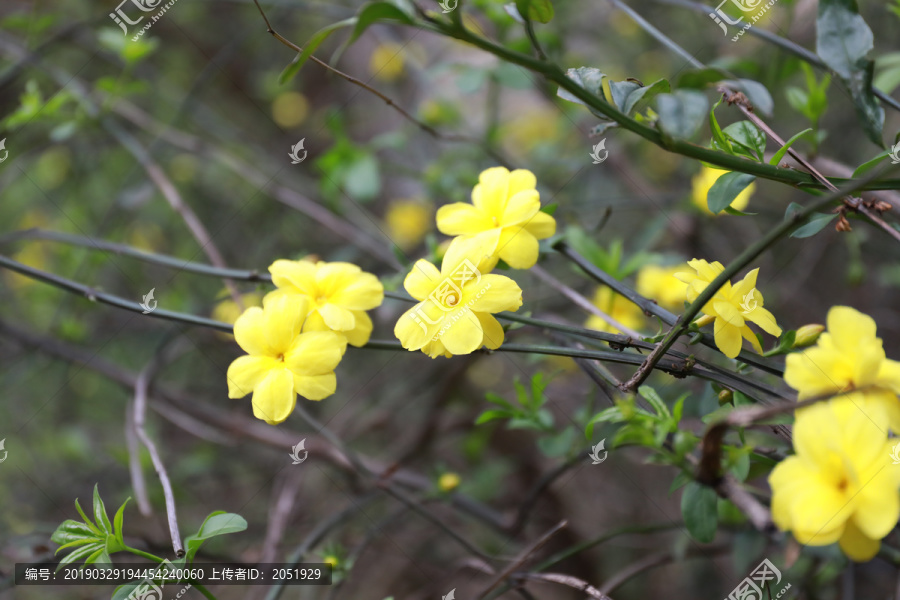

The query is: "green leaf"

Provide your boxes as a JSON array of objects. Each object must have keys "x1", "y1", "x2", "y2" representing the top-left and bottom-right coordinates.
[
  {"x1": 675, "y1": 67, "x2": 730, "y2": 90},
  {"x1": 669, "y1": 471, "x2": 691, "y2": 494},
  {"x1": 681, "y1": 481, "x2": 718, "y2": 543},
  {"x1": 606, "y1": 79, "x2": 642, "y2": 112},
  {"x1": 93, "y1": 485, "x2": 113, "y2": 534},
  {"x1": 672, "y1": 395, "x2": 687, "y2": 425},
  {"x1": 769, "y1": 128, "x2": 813, "y2": 166},
  {"x1": 656, "y1": 90, "x2": 708, "y2": 139},
  {"x1": 638, "y1": 386, "x2": 671, "y2": 420},
  {"x1": 485, "y1": 392, "x2": 514, "y2": 410},
  {"x1": 84, "y1": 546, "x2": 111, "y2": 566},
  {"x1": 74, "y1": 499, "x2": 102, "y2": 536},
  {"x1": 183, "y1": 512, "x2": 248, "y2": 564},
  {"x1": 557, "y1": 67, "x2": 606, "y2": 113},
  {"x1": 727, "y1": 79, "x2": 774, "y2": 117},
  {"x1": 530, "y1": 373, "x2": 546, "y2": 409},
  {"x1": 784, "y1": 202, "x2": 837, "y2": 238},
  {"x1": 707, "y1": 172, "x2": 756, "y2": 214},
  {"x1": 52, "y1": 520, "x2": 99, "y2": 547},
  {"x1": 816, "y1": 0, "x2": 884, "y2": 143},
  {"x1": 515, "y1": 0, "x2": 554, "y2": 23},
  {"x1": 476, "y1": 409, "x2": 513, "y2": 424},
  {"x1": 278, "y1": 18, "x2": 357, "y2": 85},
  {"x1": 708, "y1": 98, "x2": 731, "y2": 154},
  {"x1": 722, "y1": 121, "x2": 766, "y2": 162},
  {"x1": 585, "y1": 407, "x2": 624, "y2": 439},
  {"x1": 852, "y1": 147, "x2": 894, "y2": 177},
  {"x1": 540, "y1": 202, "x2": 558, "y2": 215},
  {"x1": 349, "y1": 1, "x2": 415, "y2": 45},
  {"x1": 621, "y1": 78, "x2": 670, "y2": 116},
  {"x1": 57, "y1": 543, "x2": 103, "y2": 571}
]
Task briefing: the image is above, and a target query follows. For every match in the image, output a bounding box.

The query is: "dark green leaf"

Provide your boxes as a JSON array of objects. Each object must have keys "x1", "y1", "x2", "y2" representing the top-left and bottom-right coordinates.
[
  {"x1": 792, "y1": 213, "x2": 837, "y2": 238},
  {"x1": 516, "y1": 0, "x2": 554, "y2": 23},
  {"x1": 656, "y1": 90, "x2": 708, "y2": 139},
  {"x1": 852, "y1": 148, "x2": 894, "y2": 177},
  {"x1": 183, "y1": 512, "x2": 248, "y2": 564},
  {"x1": 476, "y1": 409, "x2": 513, "y2": 424},
  {"x1": 621, "y1": 78, "x2": 670, "y2": 115},
  {"x1": 557, "y1": 67, "x2": 606, "y2": 109},
  {"x1": 606, "y1": 79, "x2": 642, "y2": 112},
  {"x1": 707, "y1": 172, "x2": 756, "y2": 214},
  {"x1": 52, "y1": 520, "x2": 99, "y2": 547},
  {"x1": 769, "y1": 128, "x2": 813, "y2": 166},
  {"x1": 727, "y1": 79, "x2": 774, "y2": 116},
  {"x1": 722, "y1": 121, "x2": 766, "y2": 161},
  {"x1": 675, "y1": 67, "x2": 730, "y2": 89},
  {"x1": 540, "y1": 202, "x2": 558, "y2": 215},
  {"x1": 349, "y1": 1, "x2": 415, "y2": 45},
  {"x1": 669, "y1": 471, "x2": 691, "y2": 494},
  {"x1": 681, "y1": 481, "x2": 718, "y2": 542},
  {"x1": 279, "y1": 18, "x2": 357, "y2": 85}
]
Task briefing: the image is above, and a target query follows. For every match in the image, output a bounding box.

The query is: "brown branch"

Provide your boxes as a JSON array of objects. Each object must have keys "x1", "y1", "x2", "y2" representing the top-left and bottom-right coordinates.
[
  {"x1": 478, "y1": 520, "x2": 568, "y2": 599},
  {"x1": 516, "y1": 572, "x2": 613, "y2": 600}
]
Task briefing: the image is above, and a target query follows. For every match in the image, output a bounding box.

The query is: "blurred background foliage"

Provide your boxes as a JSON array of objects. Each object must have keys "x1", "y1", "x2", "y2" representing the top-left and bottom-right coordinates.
[{"x1": 1, "y1": 0, "x2": 900, "y2": 598}]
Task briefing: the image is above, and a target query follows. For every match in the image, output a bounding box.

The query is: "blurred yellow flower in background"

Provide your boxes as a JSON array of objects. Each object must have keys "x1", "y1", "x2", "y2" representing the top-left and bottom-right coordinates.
[
  {"x1": 271, "y1": 91, "x2": 309, "y2": 128},
  {"x1": 438, "y1": 472, "x2": 461, "y2": 492},
  {"x1": 584, "y1": 286, "x2": 644, "y2": 335},
  {"x1": 385, "y1": 198, "x2": 432, "y2": 249},
  {"x1": 500, "y1": 108, "x2": 560, "y2": 155},
  {"x1": 691, "y1": 165, "x2": 755, "y2": 215},
  {"x1": 213, "y1": 292, "x2": 263, "y2": 325},
  {"x1": 635, "y1": 264, "x2": 689, "y2": 312},
  {"x1": 369, "y1": 42, "x2": 405, "y2": 82}
]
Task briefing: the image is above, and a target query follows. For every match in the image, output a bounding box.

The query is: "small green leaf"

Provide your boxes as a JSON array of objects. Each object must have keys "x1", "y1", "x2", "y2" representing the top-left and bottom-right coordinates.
[
  {"x1": 638, "y1": 386, "x2": 671, "y2": 420},
  {"x1": 768, "y1": 128, "x2": 813, "y2": 166},
  {"x1": 279, "y1": 18, "x2": 357, "y2": 85},
  {"x1": 656, "y1": 90, "x2": 708, "y2": 139},
  {"x1": 708, "y1": 98, "x2": 731, "y2": 154},
  {"x1": 52, "y1": 520, "x2": 99, "y2": 547},
  {"x1": 707, "y1": 172, "x2": 756, "y2": 214},
  {"x1": 93, "y1": 485, "x2": 113, "y2": 534},
  {"x1": 540, "y1": 203, "x2": 558, "y2": 215},
  {"x1": 852, "y1": 148, "x2": 894, "y2": 177},
  {"x1": 681, "y1": 481, "x2": 718, "y2": 543},
  {"x1": 621, "y1": 78, "x2": 670, "y2": 116},
  {"x1": 476, "y1": 409, "x2": 513, "y2": 424},
  {"x1": 792, "y1": 213, "x2": 837, "y2": 238},
  {"x1": 722, "y1": 121, "x2": 766, "y2": 161},
  {"x1": 515, "y1": 0, "x2": 554, "y2": 23},
  {"x1": 349, "y1": 1, "x2": 414, "y2": 45},
  {"x1": 57, "y1": 543, "x2": 103, "y2": 571},
  {"x1": 74, "y1": 499, "x2": 102, "y2": 536},
  {"x1": 669, "y1": 471, "x2": 691, "y2": 494},
  {"x1": 183, "y1": 512, "x2": 248, "y2": 564},
  {"x1": 557, "y1": 67, "x2": 606, "y2": 111}
]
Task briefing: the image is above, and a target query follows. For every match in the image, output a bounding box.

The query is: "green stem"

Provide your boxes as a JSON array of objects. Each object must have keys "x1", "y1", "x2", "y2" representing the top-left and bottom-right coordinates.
[{"x1": 123, "y1": 546, "x2": 163, "y2": 563}]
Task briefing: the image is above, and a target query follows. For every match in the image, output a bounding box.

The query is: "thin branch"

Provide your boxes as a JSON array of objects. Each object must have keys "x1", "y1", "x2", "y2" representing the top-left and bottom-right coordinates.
[
  {"x1": 515, "y1": 572, "x2": 612, "y2": 600},
  {"x1": 478, "y1": 521, "x2": 568, "y2": 599},
  {"x1": 250, "y1": 0, "x2": 510, "y2": 167},
  {"x1": 125, "y1": 402, "x2": 152, "y2": 517}
]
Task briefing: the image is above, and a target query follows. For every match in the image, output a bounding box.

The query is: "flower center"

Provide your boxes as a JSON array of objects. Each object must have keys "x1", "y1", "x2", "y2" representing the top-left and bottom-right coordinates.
[
  {"x1": 315, "y1": 295, "x2": 328, "y2": 306},
  {"x1": 491, "y1": 216, "x2": 500, "y2": 227},
  {"x1": 837, "y1": 477, "x2": 848, "y2": 493},
  {"x1": 445, "y1": 294, "x2": 459, "y2": 307},
  {"x1": 277, "y1": 353, "x2": 285, "y2": 362}
]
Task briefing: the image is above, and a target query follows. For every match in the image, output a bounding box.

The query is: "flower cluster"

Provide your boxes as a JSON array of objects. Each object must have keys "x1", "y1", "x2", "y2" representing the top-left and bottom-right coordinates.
[
  {"x1": 395, "y1": 167, "x2": 556, "y2": 357},
  {"x1": 227, "y1": 259, "x2": 384, "y2": 425},
  {"x1": 675, "y1": 259, "x2": 781, "y2": 358},
  {"x1": 770, "y1": 306, "x2": 900, "y2": 560}
]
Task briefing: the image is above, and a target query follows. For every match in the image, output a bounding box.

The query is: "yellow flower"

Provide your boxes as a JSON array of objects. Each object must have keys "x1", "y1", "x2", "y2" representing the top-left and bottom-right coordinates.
[
  {"x1": 394, "y1": 237, "x2": 522, "y2": 358},
  {"x1": 691, "y1": 165, "x2": 755, "y2": 215},
  {"x1": 226, "y1": 295, "x2": 346, "y2": 425},
  {"x1": 769, "y1": 395, "x2": 900, "y2": 561},
  {"x1": 265, "y1": 259, "x2": 384, "y2": 347},
  {"x1": 675, "y1": 259, "x2": 782, "y2": 358},
  {"x1": 436, "y1": 167, "x2": 556, "y2": 270},
  {"x1": 212, "y1": 292, "x2": 263, "y2": 325},
  {"x1": 369, "y1": 42, "x2": 405, "y2": 82},
  {"x1": 271, "y1": 91, "x2": 309, "y2": 129},
  {"x1": 635, "y1": 264, "x2": 689, "y2": 312},
  {"x1": 584, "y1": 286, "x2": 645, "y2": 335},
  {"x1": 438, "y1": 472, "x2": 461, "y2": 492},
  {"x1": 385, "y1": 199, "x2": 431, "y2": 249}
]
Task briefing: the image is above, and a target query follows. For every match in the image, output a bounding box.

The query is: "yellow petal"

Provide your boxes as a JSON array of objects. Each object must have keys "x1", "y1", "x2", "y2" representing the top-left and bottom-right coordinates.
[
  {"x1": 472, "y1": 167, "x2": 510, "y2": 215},
  {"x1": 269, "y1": 259, "x2": 316, "y2": 295},
  {"x1": 251, "y1": 368, "x2": 296, "y2": 425},
  {"x1": 839, "y1": 519, "x2": 881, "y2": 561},
  {"x1": 263, "y1": 294, "x2": 309, "y2": 353},
  {"x1": 522, "y1": 210, "x2": 557, "y2": 240},
  {"x1": 441, "y1": 234, "x2": 499, "y2": 277},
  {"x1": 740, "y1": 326, "x2": 763, "y2": 354},
  {"x1": 745, "y1": 305, "x2": 782, "y2": 337},
  {"x1": 343, "y1": 310, "x2": 373, "y2": 347},
  {"x1": 226, "y1": 355, "x2": 278, "y2": 399},
  {"x1": 326, "y1": 271, "x2": 384, "y2": 311},
  {"x1": 294, "y1": 373, "x2": 337, "y2": 401},
  {"x1": 317, "y1": 303, "x2": 356, "y2": 331},
  {"x1": 713, "y1": 300, "x2": 745, "y2": 328},
  {"x1": 477, "y1": 312, "x2": 505, "y2": 349},
  {"x1": 437, "y1": 308, "x2": 483, "y2": 355},
  {"x1": 714, "y1": 317, "x2": 742, "y2": 358},
  {"x1": 828, "y1": 306, "x2": 878, "y2": 352},
  {"x1": 507, "y1": 169, "x2": 537, "y2": 196},
  {"x1": 465, "y1": 274, "x2": 523, "y2": 313},
  {"x1": 877, "y1": 359, "x2": 900, "y2": 393},
  {"x1": 500, "y1": 190, "x2": 540, "y2": 226},
  {"x1": 285, "y1": 331, "x2": 345, "y2": 375},
  {"x1": 730, "y1": 268, "x2": 759, "y2": 300},
  {"x1": 233, "y1": 307, "x2": 273, "y2": 356},
  {"x1": 497, "y1": 228, "x2": 540, "y2": 269},
  {"x1": 404, "y1": 259, "x2": 442, "y2": 301},
  {"x1": 395, "y1": 302, "x2": 441, "y2": 350},
  {"x1": 436, "y1": 203, "x2": 493, "y2": 235},
  {"x1": 421, "y1": 338, "x2": 453, "y2": 358}
]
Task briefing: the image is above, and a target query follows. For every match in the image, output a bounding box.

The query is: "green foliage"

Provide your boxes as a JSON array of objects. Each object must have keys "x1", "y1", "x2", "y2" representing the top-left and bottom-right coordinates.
[
  {"x1": 656, "y1": 90, "x2": 708, "y2": 139},
  {"x1": 515, "y1": 0, "x2": 555, "y2": 24},
  {"x1": 564, "y1": 227, "x2": 660, "y2": 279},
  {"x1": 707, "y1": 172, "x2": 756, "y2": 214},
  {"x1": 681, "y1": 481, "x2": 718, "y2": 543},
  {"x1": 182, "y1": 511, "x2": 248, "y2": 564},
  {"x1": 477, "y1": 373, "x2": 553, "y2": 431},
  {"x1": 50, "y1": 486, "x2": 129, "y2": 570},
  {"x1": 784, "y1": 202, "x2": 838, "y2": 238}
]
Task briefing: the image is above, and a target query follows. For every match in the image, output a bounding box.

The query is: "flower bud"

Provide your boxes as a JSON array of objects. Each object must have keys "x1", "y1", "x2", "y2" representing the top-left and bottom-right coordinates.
[
  {"x1": 793, "y1": 324, "x2": 825, "y2": 349},
  {"x1": 718, "y1": 389, "x2": 733, "y2": 405}
]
